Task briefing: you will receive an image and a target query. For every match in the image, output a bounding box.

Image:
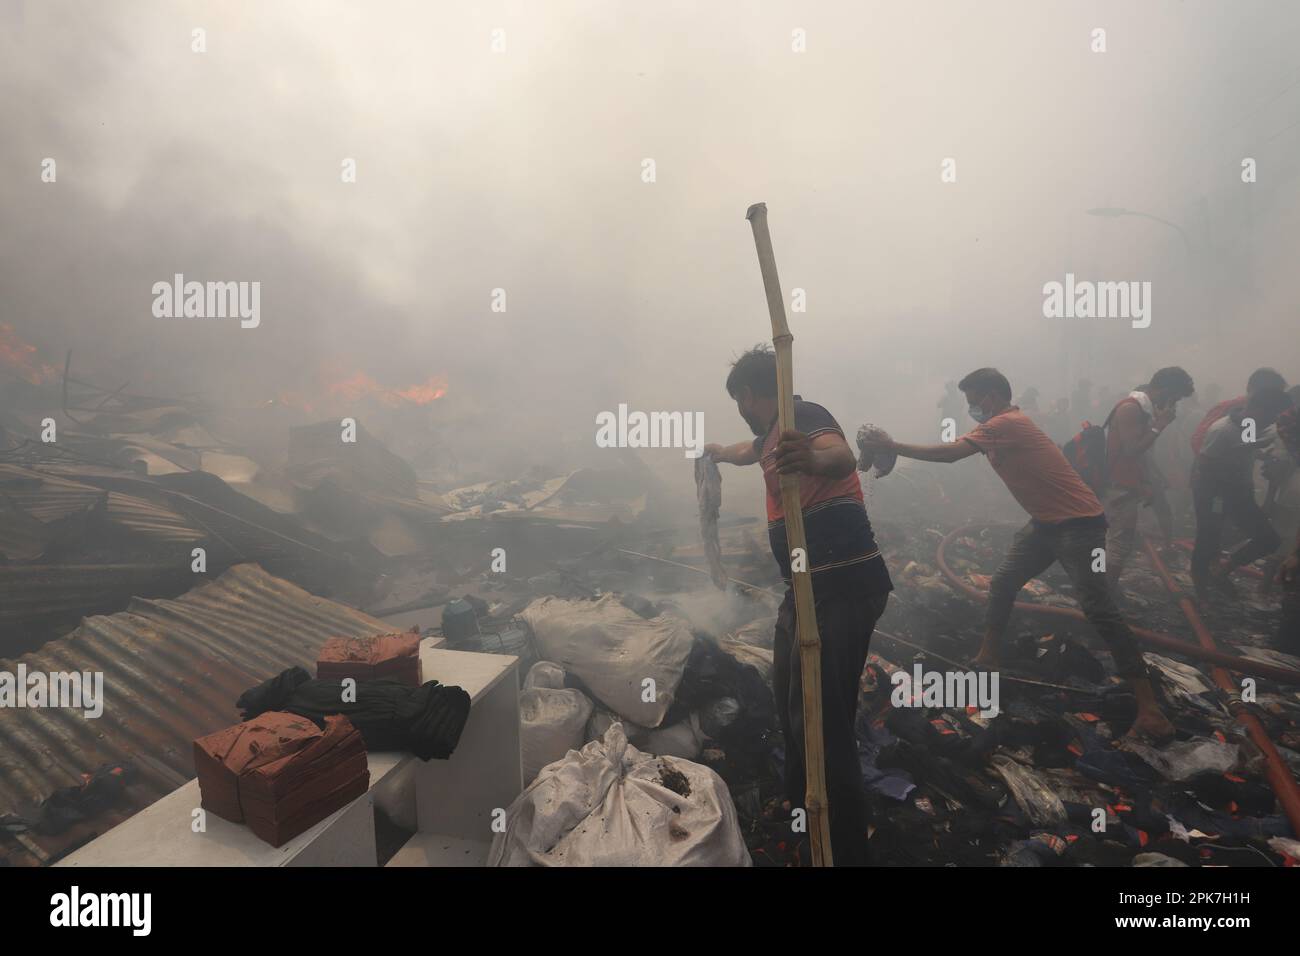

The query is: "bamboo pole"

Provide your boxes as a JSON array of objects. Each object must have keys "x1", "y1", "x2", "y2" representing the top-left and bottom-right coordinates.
[{"x1": 745, "y1": 202, "x2": 833, "y2": 866}]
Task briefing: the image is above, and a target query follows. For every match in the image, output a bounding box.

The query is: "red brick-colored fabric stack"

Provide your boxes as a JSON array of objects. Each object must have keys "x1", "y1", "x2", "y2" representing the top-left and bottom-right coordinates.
[
  {"x1": 316, "y1": 631, "x2": 420, "y2": 686},
  {"x1": 193, "y1": 712, "x2": 370, "y2": 847}
]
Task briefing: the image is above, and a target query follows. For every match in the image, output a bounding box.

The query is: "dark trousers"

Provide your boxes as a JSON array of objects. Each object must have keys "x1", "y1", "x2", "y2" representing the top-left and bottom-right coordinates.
[
  {"x1": 985, "y1": 519, "x2": 1148, "y2": 679},
  {"x1": 774, "y1": 584, "x2": 888, "y2": 867},
  {"x1": 1191, "y1": 475, "x2": 1281, "y2": 582}
]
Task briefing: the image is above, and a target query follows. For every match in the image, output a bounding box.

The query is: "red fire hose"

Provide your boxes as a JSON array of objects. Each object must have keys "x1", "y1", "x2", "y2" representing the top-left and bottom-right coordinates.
[
  {"x1": 1142, "y1": 538, "x2": 1300, "y2": 836},
  {"x1": 933, "y1": 523, "x2": 1300, "y2": 833},
  {"x1": 935, "y1": 525, "x2": 1300, "y2": 686},
  {"x1": 1171, "y1": 538, "x2": 1265, "y2": 579}
]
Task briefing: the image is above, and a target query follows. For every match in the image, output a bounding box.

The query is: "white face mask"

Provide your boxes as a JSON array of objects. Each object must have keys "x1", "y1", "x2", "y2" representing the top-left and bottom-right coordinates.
[{"x1": 969, "y1": 404, "x2": 992, "y2": 424}]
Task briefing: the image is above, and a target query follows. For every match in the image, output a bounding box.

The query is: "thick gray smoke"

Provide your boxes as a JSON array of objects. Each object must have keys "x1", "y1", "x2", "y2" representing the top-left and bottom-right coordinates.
[{"x1": 3, "y1": 0, "x2": 1298, "y2": 508}]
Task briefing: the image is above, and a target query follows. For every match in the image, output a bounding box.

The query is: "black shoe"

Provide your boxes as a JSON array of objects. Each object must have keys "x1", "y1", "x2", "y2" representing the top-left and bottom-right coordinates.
[{"x1": 1210, "y1": 571, "x2": 1239, "y2": 601}]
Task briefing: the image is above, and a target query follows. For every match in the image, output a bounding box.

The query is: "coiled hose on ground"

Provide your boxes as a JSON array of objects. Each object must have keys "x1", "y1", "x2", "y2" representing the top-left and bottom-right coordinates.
[
  {"x1": 934, "y1": 522, "x2": 1300, "y2": 833},
  {"x1": 935, "y1": 524, "x2": 1300, "y2": 685}
]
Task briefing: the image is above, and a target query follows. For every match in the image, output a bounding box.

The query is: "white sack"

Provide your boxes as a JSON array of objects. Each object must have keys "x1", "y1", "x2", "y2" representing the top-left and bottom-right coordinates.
[
  {"x1": 520, "y1": 595, "x2": 694, "y2": 727},
  {"x1": 520, "y1": 661, "x2": 593, "y2": 783},
  {"x1": 639, "y1": 713, "x2": 704, "y2": 760},
  {"x1": 488, "y1": 723, "x2": 751, "y2": 867}
]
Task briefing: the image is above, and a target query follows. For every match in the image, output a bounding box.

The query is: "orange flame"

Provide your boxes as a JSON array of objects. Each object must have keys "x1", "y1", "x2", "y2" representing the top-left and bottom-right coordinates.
[
  {"x1": 392, "y1": 377, "x2": 448, "y2": 405},
  {"x1": 324, "y1": 370, "x2": 447, "y2": 407},
  {"x1": 0, "y1": 325, "x2": 58, "y2": 385}
]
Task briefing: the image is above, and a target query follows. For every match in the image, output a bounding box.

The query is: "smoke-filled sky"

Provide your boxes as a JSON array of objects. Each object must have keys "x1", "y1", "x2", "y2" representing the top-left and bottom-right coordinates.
[{"x1": 3, "y1": 0, "x2": 1299, "y2": 498}]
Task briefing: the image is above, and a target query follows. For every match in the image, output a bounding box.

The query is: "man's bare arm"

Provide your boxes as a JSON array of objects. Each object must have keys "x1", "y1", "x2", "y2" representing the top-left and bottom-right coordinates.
[
  {"x1": 859, "y1": 432, "x2": 978, "y2": 464},
  {"x1": 1113, "y1": 402, "x2": 1166, "y2": 457},
  {"x1": 705, "y1": 441, "x2": 760, "y2": 466},
  {"x1": 881, "y1": 438, "x2": 980, "y2": 464}
]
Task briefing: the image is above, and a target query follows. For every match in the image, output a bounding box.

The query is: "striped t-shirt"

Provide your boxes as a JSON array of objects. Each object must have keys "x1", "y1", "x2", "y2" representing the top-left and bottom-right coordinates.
[{"x1": 753, "y1": 398, "x2": 893, "y2": 593}]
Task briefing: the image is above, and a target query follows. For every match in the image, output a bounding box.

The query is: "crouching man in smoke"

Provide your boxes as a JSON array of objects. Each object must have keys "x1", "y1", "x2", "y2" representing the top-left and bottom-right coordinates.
[
  {"x1": 705, "y1": 346, "x2": 893, "y2": 865},
  {"x1": 859, "y1": 367, "x2": 1175, "y2": 741}
]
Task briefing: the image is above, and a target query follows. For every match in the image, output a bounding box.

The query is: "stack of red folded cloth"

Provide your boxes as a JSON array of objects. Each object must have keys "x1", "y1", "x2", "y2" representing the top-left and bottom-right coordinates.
[
  {"x1": 193, "y1": 711, "x2": 369, "y2": 847},
  {"x1": 316, "y1": 631, "x2": 420, "y2": 686}
]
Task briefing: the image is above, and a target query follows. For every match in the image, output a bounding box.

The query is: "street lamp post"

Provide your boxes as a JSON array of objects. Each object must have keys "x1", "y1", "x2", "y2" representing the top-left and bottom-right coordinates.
[
  {"x1": 1083, "y1": 206, "x2": 1211, "y2": 344},
  {"x1": 1085, "y1": 207, "x2": 1193, "y2": 258}
]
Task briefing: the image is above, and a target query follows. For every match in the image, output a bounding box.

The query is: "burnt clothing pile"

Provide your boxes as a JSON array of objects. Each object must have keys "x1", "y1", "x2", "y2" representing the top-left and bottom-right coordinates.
[
  {"x1": 733, "y1": 509, "x2": 1300, "y2": 868},
  {"x1": 853, "y1": 651, "x2": 1300, "y2": 867},
  {"x1": 317, "y1": 631, "x2": 421, "y2": 686},
  {"x1": 194, "y1": 712, "x2": 369, "y2": 847},
  {"x1": 665, "y1": 635, "x2": 777, "y2": 776},
  {"x1": 238, "y1": 666, "x2": 471, "y2": 761}
]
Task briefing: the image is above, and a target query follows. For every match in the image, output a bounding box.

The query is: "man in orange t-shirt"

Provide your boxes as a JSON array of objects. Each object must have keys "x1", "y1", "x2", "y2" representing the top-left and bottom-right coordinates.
[{"x1": 862, "y1": 367, "x2": 1174, "y2": 740}]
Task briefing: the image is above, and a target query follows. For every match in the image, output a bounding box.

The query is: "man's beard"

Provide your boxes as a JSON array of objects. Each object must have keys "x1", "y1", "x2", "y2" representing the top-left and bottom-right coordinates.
[{"x1": 743, "y1": 411, "x2": 766, "y2": 436}]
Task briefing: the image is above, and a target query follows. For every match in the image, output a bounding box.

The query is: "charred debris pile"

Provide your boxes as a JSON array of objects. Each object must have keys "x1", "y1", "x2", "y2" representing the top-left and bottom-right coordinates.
[
  {"x1": 1, "y1": 367, "x2": 1298, "y2": 867},
  {"x1": 0, "y1": 367, "x2": 657, "y2": 655},
  {"x1": 442, "y1": 475, "x2": 1300, "y2": 868}
]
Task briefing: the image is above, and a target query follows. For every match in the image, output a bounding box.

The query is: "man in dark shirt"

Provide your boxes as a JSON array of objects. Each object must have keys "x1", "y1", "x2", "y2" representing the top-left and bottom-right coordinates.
[
  {"x1": 1191, "y1": 386, "x2": 1292, "y2": 600},
  {"x1": 705, "y1": 346, "x2": 892, "y2": 866},
  {"x1": 1190, "y1": 367, "x2": 1287, "y2": 456}
]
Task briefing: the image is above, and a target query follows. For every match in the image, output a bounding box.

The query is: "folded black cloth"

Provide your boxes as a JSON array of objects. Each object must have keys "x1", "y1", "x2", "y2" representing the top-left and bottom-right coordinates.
[{"x1": 237, "y1": 666, "x2": 471, "y2": 761}]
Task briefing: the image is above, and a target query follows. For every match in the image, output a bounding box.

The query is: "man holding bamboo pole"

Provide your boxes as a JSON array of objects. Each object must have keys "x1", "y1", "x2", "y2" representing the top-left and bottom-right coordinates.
[{"x1": 705, "y1": 345, "x2": 893, "y2": 865}]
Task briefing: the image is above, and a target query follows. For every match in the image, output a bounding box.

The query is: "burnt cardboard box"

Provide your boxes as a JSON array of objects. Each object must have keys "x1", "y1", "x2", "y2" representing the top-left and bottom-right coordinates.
[
  {"x1": 193, "y1": 712, "x2": 370, "y2": 847},
  {"x1": 316, "y1": 631, "x2": 420, "y2": 686}
]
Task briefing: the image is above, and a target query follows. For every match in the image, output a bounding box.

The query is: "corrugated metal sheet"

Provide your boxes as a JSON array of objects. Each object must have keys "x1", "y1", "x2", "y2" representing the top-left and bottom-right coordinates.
[
  {"x1": 0, "y1": 564, "x2": 194, "y2": 651},
  {"x1": 104, "y1": 491, "x2": 206, "y2": 544},
  {"x1": 0, "y1": 462, "x2": 354, "y2": 655},
  {"x1": 0, "y1": 463, "x2": 205, "y2": 548},
  {"x1": 0, "y1": 464, "x2": 102, "y2": 524},
  {"x1": 0, "y1": 497, "x2": 50, "y2": 561},
  {"x1": 0, "y1": 563, "x2": 396, "y2": 863}
]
